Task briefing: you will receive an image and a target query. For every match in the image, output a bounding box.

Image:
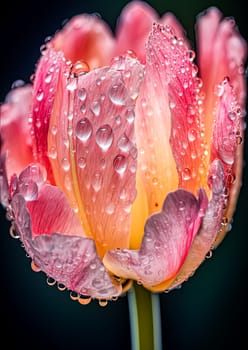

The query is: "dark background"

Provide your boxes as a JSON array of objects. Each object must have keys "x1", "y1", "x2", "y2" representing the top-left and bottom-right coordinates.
[{"x1": 0, "y1": 1, "x2": 247, "y2": 349}]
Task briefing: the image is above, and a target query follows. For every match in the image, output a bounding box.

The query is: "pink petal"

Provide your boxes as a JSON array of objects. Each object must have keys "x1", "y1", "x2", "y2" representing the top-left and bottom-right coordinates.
[
  {"x1": 47, "y1": 54, "x2": 144, "y2": 256},
  {"x1": 103, "y1": 188, "x2": 208, "y2": 287},
  {"x1": 196, "y1": 7, "x2": 247, "y2": 144},
  {"x1": 134, "y1": 23, "x2": 205, "y2": 223},
  {"x1": 212, "y1": 78, "x2": 243, "y2": 167},
  {"x1": 31, "y1": 49, "x2": 66, "y2": 184},
  {"x1": 0, "y1": 153, "x2": 9, "y2": 207},
  {"x1": 115, "y1": 1, "x2": 158, "y2": 63},
  {"x1": 168, "y1": 160, "x2": 226, "y2": 290},
  {"x1": 11, "y1": 194, "x2": 121, "y2": 299},
  {"x1": 0, "y1": 86, "x2": 34, "y2": 178},
  {"x1": 160, "y1": 12, "x2": 189, "y2": 46},
  {"x1": 51, "y1": 14, "x2": 114, "y2": 69},
  {"x1": 12, "y1": 163, "x2": 83, "y2": 237}
]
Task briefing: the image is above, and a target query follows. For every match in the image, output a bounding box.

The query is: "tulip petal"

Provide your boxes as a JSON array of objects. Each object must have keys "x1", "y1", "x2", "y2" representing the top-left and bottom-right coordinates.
[
  {"x1": 31, "y1": 49, "x2": 66, "y2": 184},
  {"x1": 196, "y1": 7, "x2": 247, "y2": 110},
  {"x1": 0, "y1": 86, "x2": 34, "y2": 178},
  {"x1": 51, "y1": 14, "x2": 114, "y2": 69},
  {"x1": 0, "y1": 153, "x2": 9, "y2": 207},
  {"x1": 210, "y1": 78, "x2": 244, "y2": 247},
  {"x1": 10, "y1": 191, "x2": 121, "y2": 299},
  {"x1": 104, "y1": 188, "x2": 208, "y2": 287},
  {"x1": 115, "y1": 1, "x2": 158, "y2": 63},
  {"x1": 167, "y1": 160, "x2": 226, "y2": 290},
  {"x1": 47, "y1": 53, "x2": 144, "y2": 257}
]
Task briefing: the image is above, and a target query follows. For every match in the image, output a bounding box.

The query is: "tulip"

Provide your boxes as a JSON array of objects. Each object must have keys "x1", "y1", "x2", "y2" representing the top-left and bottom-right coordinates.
[{"x1": 0, "y1": 1, "x2": 246, "y2": 349}]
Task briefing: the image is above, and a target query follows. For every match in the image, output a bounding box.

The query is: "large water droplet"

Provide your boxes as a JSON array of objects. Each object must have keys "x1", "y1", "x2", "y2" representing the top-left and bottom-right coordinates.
[
  {"x1": 108, "y1": 81, "x2": 128, "y2": 106},
  {"x1": 75, "y1": 118, "x2": 93, "y2": 142},
  {"x1": 71, "y1": 60, "x2": 89, "y2": 77},
  {"x1": 96, "y1": 125, "x2": 113, "y2": 151},
  {"x1": 19, "y1": 180, "x2": 38, "y2": 201},
  {"x1": 113, "y1": 154, "x2": 127, "y2": 175}
]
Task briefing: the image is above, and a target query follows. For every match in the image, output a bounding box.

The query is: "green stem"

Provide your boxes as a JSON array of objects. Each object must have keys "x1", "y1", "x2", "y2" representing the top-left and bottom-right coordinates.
[{"x1": 127, "y1": 283, "x2": 163, "y2": 350}]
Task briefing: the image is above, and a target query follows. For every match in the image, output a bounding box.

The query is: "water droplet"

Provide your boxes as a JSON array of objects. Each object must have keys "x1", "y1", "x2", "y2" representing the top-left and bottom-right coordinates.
[
  {"x1": 105, "y1": 202, "x2": 115, "y2": 215},
  {"x1": 70, "y1": 291, "x2": 79, "y2": 301},
  {"x1": 125, "y1": 108, "x2": 135, "y2": 123},
  {"x1": 71, "y1": 60, "x2": 89, "y2": 77},
  {"x1": 96, "y1": 124, "x2": 113, "y2": 151},
  {"x1": 75, "y1": 118, "x2": 93, "y2": 142},
  {"x1": 31, "y1": 260, "x2": 41, "y2": 272},
  {"x1": 57, "y1": 283, "x2": 66, "y2": 291},
  {"x1": 78, "y1": 295, "x2": 92, "y2": 305},
  {"x1": 117, "y1": 134, "x2": 131, "y2": 152},
  {"x1": 61, "y1": 158, "x2": 70, "y2": 171},
  {"x1": 66, "y1": 79, "x2": 77, "y2": 92},
  {"x1": 19, "y1": 180, "x2": 38, "y2": 201},
  {"x1": 178, "y1": 200, "x2": 185, "y2": 211},
  {"x1": 9, "y1": 225, "x2": 19, "y2": 239},
  {"x1": 78, "y1": 157, "x2": 87, "y2": 169},
  {"x1": 36, "y1": 89, "x2": 44, "y2": 101},
  {"x1": 99, "y1": 299, "x2": 108, "y2": 307},
  {"x1": 44, "y1": 73, "x2": 52, "y2": 84},
  {"x1": 113, "y1": 154, "x2": 127, "y2": 175},
  {"x1": 169, "y1": 101, "x2": 176, "y2": 109},
  {"x1": 48, "y1": 146, "x2": 57, "y2": 159},
  {"x1": 182, "y1": 168, "x2": 192, "y2": 181},
  {"x1": 47, "y1": 276, "x2": 56, "y2": 286},
  {"x1": 108, "y1": 81, "x2": 128, "y2": 106},
  {"x1": 11, "y1": 79, "x2": 25, "y2": 89},
  {"x1": 187, "y1": 50, "x2": 195, "y2": 62},
  {"x1": 92, "y1": 173, "x2": 103, "y2": 192},
  {"x1": 188, "y1": 128, "x2": 197, "y2": 142},
  {"x1": 78, "y1": 88, "x2": 87, "y2": 101},
  {"x1": 50, "y1": 125, "x2": 57, "y2": 135},
  {"x1": 91, "y1": 100, "x2": 101, "y2": 116}
]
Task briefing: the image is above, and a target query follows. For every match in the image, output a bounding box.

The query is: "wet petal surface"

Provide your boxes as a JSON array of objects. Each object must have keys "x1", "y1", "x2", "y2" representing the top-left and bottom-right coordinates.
[{"x1": 104, "y1": 188, "x2": 208, "y2": 287}]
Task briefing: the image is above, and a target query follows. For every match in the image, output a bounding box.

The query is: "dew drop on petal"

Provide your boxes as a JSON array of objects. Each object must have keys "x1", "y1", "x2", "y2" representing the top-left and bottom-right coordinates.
[
  {"x1": 61, "y1": 157, "x2": 71, "y2": 171},
  {"x1": 92, "y1": 173, "x2": 103, "y2": 192},
  {"x1": 78, "y1": 157, "x2": 87, "y2": 169},
  {"x1": 78, "y1": 88, "x2": 87, "y2": 101},
  {"x1": 182, "y1": 167, "x2": 192, "y2": 181},
  {"x1": 78, "y1": 295, "x2": 92, "y2": 305},
  {"x1": 36, "y1": 89, "x2": 44, "y2": 101},
  {"x1": 96, "y1": 125, "x2": 113, "y2": 151},
  {"x1": 113, "y1": 154, "x2": 127, "y2": 175},
  {"x1": 99, "y1": 299, "x2": 108, "y2": 307},
  {"x1": 75, "y1": 118, "x2": 93, "y2": 142},
  {"x1": 46, "y1": 276, "x2": 56, "y2": 286},
  {"x1": 108, "y1": 82, "x2": 128, "y2": 106},
  {"x1": 19, "y1": 180, "x2": 38, "y2": 201},
  {"x1": 117, "y1": 134, "x2": 131, "y2": 152},
  {"x1": 48, "y1": 146, "x2": 57, "y2": 159},
  {"x1": 91, "y1": 100, "x2": 101, "y2": 116}
]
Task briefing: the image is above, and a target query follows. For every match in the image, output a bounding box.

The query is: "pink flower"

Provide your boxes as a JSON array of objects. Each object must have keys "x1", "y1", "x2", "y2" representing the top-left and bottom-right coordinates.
[{"x1": 0, "y1": 1, "x2": 246, "y2": 300}]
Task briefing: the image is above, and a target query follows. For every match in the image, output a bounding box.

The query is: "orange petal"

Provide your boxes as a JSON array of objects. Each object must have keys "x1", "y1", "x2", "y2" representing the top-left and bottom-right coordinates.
[
  {"x1": 47, "y1": 53, "x2": 144, "y2": 257},
  {"x1": 51, "y1": 14, "x2": 114, "y2": 69}
]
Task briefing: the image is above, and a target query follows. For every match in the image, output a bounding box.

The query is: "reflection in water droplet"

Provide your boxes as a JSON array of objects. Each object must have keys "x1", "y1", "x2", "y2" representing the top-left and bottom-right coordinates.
[
  {"x1": 99, "y1": 299, "x2": 108, "y2": 307},
  {"x1": 108, "y1": 82, "x2": 128, "y2": 105},
  {"x1": 75, "y1": 118, "x2": 93, "y2": 142},
  {"x1": 78, "y1": 295, "x2": 92, "y2": 305},
  {"x1": 47, "y1": 276, "x2": 56, "y2": 286},
  {"x1": 19, "y1": 180, "x2": 38, "y2": 201},
  {"x1": 96, "y1": 125, "x2": 113, "y2": 151},
  {"x1": 113, "y1": 154, "x2": 127, "y2": 175}
]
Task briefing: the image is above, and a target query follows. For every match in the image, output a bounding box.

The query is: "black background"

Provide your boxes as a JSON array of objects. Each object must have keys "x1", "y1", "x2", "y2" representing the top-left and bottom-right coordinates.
[{"x1": 0, "y1": 1, "x2": 247, "y2": 349}]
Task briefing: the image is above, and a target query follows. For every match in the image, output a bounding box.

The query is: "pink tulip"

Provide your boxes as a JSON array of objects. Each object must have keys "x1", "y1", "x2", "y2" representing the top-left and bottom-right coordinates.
[{"x1": 0, "y1": 1, "x2": 246, "y2": 301}]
